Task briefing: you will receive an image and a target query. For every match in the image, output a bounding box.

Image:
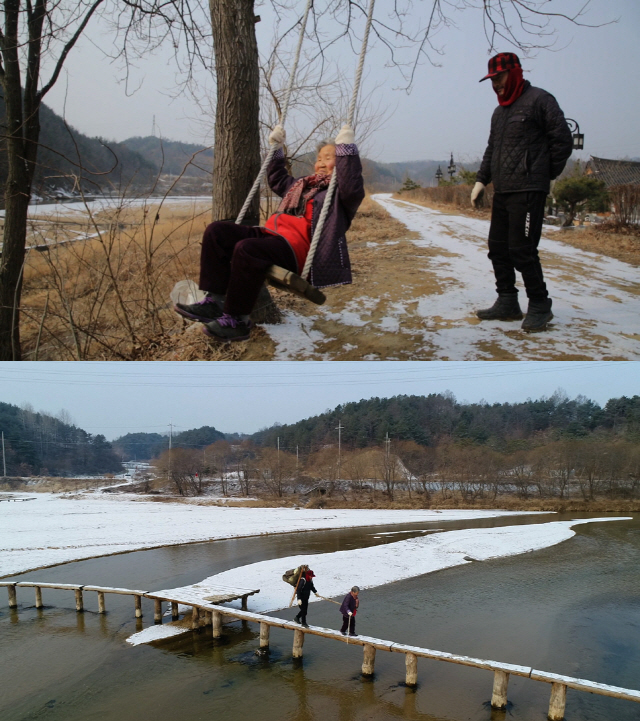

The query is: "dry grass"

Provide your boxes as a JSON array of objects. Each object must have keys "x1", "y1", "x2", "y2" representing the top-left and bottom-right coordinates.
[
  {"x1": 0, "y1": 477, "x2": 121, "y2": 493},
  {"x1": 19, "y1": 200, "x2": 252, "y2": 360},
  {"x1": 18, "y1": 194, "x2": 406, "y2": 361}
]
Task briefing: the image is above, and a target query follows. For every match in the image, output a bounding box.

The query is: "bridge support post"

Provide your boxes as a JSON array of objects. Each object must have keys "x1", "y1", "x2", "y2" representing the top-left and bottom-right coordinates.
[
  {"x1": 171, "y1": 602, "x2": 179, "y2": 619},
  {"x1": 259, "y1": 622, "x2": 270, "y2": 650},
  {"x1": 74, "y1": 589, "x2": 84, "y2": 612},
  {"x1": 405, "y1": 652, "x2": 418, "y2": 687},
  {"x1": 362, "y1": 644, "x2": 376, "y2": 676},
  {"x1": 241, "y1": 594, "x2": 248, "y2": 611},
  {"x1": 548, "y1": 683, "x2": 567, "y2": 721},
  {"x1": 35, "y1": 586, "x2": 43, "y2": 609},
  {"x1": 293, "y1": 629, "x2": 305, "y2": 658},
  {"x1": 134, "y1": 595, "x2": 143, "y2": 618},
  {"x1": 191, "y1": 606, "x2": 200, "y2": 630},
  {"x1": 154, "y1": 599, "x2": 163, "y2": 623},
  {"x1": 211, "y1": 610, "x2": 223, "y2": 638},
  {"x1": 491, "y1": 670, "x2": 510, "y2": 709},
  {"x1": 8, "y1": 584, "x2": 17, "y2": 608},
  {"x1": 98, "y1": 592, "x2": 106, "y2": 613}
]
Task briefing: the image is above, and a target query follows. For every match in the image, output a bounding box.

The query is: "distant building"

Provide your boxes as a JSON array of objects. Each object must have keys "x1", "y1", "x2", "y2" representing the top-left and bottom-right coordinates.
[{"x1": 586, "y1": 157, "x2": 640, "y2": 187}]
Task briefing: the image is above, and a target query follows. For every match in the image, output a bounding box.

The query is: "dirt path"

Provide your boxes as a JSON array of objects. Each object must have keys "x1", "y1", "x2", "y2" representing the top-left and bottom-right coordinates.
[{"x1": 245, "y1": 194, "x2": 640, "y2": 360}]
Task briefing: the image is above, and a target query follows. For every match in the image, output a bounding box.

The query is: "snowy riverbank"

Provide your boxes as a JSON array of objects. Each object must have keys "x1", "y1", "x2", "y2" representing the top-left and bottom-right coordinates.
[{"x1": 0, "y1": 492, "x2": 543, "y2": 578}]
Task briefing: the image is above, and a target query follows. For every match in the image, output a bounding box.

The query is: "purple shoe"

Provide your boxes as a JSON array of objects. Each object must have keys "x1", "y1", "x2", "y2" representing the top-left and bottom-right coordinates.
[
  {"x1": 174, "y1": 296, "x2": 223, "y2": 322},
  {"x1": 202, "y1": 313, "x2": 252, "y2": 342}
]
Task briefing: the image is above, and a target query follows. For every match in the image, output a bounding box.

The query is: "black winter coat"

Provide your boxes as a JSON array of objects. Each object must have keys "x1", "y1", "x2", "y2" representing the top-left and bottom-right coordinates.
[
  {"x1": 267, "y1": 146, "x2": 365, "y2": 288},
  {"x1": 476, "y1": 82, "x2": 573, "y2": 194},
  {"x1": 297, "y1": 576, "x2": 317, "y2": 602}
]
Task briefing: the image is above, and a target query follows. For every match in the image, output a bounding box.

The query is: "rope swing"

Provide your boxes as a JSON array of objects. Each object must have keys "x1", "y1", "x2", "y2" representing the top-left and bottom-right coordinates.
[{"x1": 237, "y1": 0, "x2": 376, "y2": 305}]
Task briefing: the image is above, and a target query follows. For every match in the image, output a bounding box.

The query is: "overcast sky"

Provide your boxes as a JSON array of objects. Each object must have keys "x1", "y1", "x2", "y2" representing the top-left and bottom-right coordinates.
[
  {"x1": 42, "y1": 0, "x2": 640, "y2": 165},
  {"x1": 0, "y1": 361, "x2": 637, "y2": 440}
]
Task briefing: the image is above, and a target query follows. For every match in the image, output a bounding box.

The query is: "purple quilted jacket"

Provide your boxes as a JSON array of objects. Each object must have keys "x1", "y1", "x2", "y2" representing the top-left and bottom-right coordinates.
[{"x1": 267, "y1": 145, "x2": 365, "y2": 288}]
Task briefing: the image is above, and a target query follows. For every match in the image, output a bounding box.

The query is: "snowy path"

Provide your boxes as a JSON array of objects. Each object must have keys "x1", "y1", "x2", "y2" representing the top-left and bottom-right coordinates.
[
  {"x1": 259, "y1": 195, "x2": 640, "y2": 360},
  {"x1": 128, "y1": 516, "x2": 630, "y2": 645},
  {"x1": 0, "y1": 492, "x2": 538, "y2": 578}
]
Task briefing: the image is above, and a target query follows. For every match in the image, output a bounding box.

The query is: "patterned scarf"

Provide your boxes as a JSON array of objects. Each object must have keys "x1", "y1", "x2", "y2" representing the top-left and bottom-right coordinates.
[
  {"x1": 497, "y1": 66, "x2": 526, "y2": 107},
  {"x1": 277, "y1": 173, "x2": 331, "y2": 216}
]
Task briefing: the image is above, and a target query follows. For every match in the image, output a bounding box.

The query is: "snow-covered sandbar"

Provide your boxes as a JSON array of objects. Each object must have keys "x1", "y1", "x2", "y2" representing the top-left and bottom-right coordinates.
[
  {"x1": 0, "y1": 492, "x2": 545, "y2": 577},
  {"x1": 127, "y1": 517, "x2": 631, "y2": 645}
]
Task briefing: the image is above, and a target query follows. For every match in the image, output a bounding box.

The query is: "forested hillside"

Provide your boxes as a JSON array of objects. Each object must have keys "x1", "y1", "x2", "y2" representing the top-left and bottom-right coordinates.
[
  {"x1": 252, "y1": 393, "x2": 640, "y2": 452},
  {"x1": 112, "y1": 425, "x2": 226, "y2": 460},
  {"x1": 0, "y1": 98, "x2": 157, "y2": 204},
  {"x1": 0, "y1": 402, "x2": 121, "y2": 476},
  {"x1": 121, "y1": 136, "x2": 213, "y2": 178}
]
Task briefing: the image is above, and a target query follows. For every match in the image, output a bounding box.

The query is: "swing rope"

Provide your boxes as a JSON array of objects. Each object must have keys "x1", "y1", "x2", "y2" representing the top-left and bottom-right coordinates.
[
  {"x1": 235, "y1": 0, "x2": 315, "y2": 225},
  {"x1": 300, "y1": 0, "x2": 376, "y2": 280}
]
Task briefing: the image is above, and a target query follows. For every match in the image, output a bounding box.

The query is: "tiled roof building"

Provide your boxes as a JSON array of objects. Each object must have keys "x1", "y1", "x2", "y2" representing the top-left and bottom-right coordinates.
[{"x1": 586, "y1": 157, "x2": 640, "y2": 187}]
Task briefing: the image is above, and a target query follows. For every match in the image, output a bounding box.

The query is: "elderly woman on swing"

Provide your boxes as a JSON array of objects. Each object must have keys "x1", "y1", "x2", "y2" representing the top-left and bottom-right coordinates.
[{"x1": 174, "y1": 124, "x2": 365, "y2": 342}]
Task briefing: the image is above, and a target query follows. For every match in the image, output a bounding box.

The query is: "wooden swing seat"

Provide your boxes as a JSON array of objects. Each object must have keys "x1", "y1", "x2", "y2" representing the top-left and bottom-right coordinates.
[{"x1": 266, "y1": 265, "x2": 326, "y2": 305}]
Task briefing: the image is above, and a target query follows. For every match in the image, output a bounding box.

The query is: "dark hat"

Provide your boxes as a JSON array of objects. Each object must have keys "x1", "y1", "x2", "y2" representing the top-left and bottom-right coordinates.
[{"x1": 479, "y1": 52, "x2": 521, "y2": 82}]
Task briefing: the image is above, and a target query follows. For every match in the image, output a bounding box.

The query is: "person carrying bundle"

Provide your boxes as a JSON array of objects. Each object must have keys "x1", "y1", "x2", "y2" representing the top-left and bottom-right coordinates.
[
  {"x1": 174, "y1": 124, "x2": 365, "y2": 342},
  {"x1": 294, "y1": 568, "x2": 319, "y2": 628}
]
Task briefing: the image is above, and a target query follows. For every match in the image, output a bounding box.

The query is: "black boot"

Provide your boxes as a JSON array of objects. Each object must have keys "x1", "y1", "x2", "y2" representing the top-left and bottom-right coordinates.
[
  {"x1": 294, "y1": 614, "x2": 301, "y2": 624},
  {"x1": 522, "y1": 299, "x2": 553, "y2": 332},
  {"x1": 300, "y1": 617, "x2": 309, "y2": 628},
  {"x1": 476, "y1": 294, "x2": 523, "y2": 321}
]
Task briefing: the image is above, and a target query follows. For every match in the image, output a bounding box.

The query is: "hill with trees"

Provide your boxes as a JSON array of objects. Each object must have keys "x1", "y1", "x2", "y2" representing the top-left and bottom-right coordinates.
[
  {"x1": 0, "y1": 402, "x2": 121, "y2": 476},
  {"x1": 0, "y1": 98, "x2": 157, "y2": 205},
  {"x1": 252, "y1": 392, "x2": 640, "y2": 453},
  {"x1": 112, "y1": 425, "x2": 226, "y2": 461}
]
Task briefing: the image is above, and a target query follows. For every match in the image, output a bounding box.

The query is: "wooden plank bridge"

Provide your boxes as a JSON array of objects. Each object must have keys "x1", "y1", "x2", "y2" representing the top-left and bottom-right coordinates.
[{"x1": 2, "y1": 580, "x2": 639, "y2": 721}]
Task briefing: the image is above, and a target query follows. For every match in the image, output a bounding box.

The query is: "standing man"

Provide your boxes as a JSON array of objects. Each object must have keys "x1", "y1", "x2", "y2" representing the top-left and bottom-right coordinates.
[
  {"x1": 295, "y1": 568, "x2": 319, "y2": 628},
  {"x1": 472, "y1": 53, "x2": 573, "y2": 332},
  {"x1": 339, "y1": 586, "x2": 360, "y2": 637}
]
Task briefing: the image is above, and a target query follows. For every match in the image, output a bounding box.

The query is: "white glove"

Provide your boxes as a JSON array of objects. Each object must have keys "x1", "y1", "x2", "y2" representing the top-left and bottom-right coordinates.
[
  {"x1": 269, "y1": 124, "x2": 286, "y2": 146},
  {"x1": 347, "y1": 611, "x2": 353, "y2": 616},
  {"x1": 471, "y1": 181, "x2": 485, "y2": 208},
  {"x1": 335, "y1": 124, "x2": 355, "y2": 145},
  {"x1": 297, "y1": 599, "x2": 302, "y2": 606}
]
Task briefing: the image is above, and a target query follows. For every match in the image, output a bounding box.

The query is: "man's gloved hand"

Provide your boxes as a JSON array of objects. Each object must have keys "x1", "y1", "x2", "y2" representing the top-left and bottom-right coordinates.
[
  {"x1": 314, "y1": 592, "x2": 319, "y2": 597},
  {"x1": 471, "y1": 181, "x2": 485, "y2": 208},
  {"x1": 347, "y1": 611, "x2": 353, "y2": 616},
  {"x1": 269, "y1": 124, "x2": 286, "y2": 146},
  {"x1": 297, "y1": 599, "x2": 302, "y2": 606},
  {"x1": 335, "y1": 124, "x2": 355, "y2": 145}
]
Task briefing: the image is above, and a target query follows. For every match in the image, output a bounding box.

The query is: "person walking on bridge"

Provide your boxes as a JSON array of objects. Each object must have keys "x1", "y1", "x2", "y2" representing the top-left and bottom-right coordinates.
[
  {"x1": 339, "y1": 586, "x2": 360, "y2": 636},
  {"x1": 295, "y1": 568, "x2": 319, "y2": 628},
  {"x1": 472, "y1": 52, "x2": 573, "y2": 332}
]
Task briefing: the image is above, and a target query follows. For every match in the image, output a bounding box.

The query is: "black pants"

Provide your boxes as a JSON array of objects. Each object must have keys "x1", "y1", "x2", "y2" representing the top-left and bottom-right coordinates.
[
  {"x1": 199, "y1": 221, "x2": 297, "y2": 316},
  {"x1": 487, "y1": 191, "x2": 549, "y2": 302},
  {"x1": 340, "y1": 615, "x2": 356, "y2": 635},
  {"x1": 296, "y1": 597, "x2": 309, "y2": 623}
]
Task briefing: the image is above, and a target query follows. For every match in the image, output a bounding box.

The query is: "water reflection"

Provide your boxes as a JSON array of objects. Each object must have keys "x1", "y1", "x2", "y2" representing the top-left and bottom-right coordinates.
[{"x1": 0, "y1": 514, "x2": 637, "y2": 721}]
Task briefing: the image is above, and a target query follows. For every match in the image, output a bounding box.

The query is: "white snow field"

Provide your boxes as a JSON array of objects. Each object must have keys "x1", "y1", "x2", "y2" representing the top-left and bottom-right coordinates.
[
  {"x1": 263, "y1": 195, "x2": 640, "y2": 360},
  {"x1": 0, "y1": 492, "x2": 541, "y2": 578},
  {"x1": 127, "y1": 516, "x2": 630, "y2": 645}
]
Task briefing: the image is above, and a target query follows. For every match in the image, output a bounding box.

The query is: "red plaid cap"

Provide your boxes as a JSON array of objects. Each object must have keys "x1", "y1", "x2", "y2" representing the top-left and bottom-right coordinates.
[{"x1": 479, "y1": 52, "x2": 521, "y2": 82}]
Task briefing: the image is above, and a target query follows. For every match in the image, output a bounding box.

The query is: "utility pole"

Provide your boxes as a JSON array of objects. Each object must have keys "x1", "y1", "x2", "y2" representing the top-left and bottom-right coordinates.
[
  {"x1": 296, "y1": 445, "x2": 299, "y2": 472},
  {"x1": 168, "y1": 422, "x2": 173, "y2": 482},
  {"x1": 2, "y1": 432, "x2": 6, "y2": 477},
  {"x1": 336, "y1": 420, "x2": 344, "y2": 481},
  {"x1": 385, "y1": 432, "x2": 391, "y2": 459}
]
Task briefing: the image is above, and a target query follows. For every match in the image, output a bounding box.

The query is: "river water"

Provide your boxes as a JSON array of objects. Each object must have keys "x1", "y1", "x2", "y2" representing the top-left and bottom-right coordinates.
[{"x1": 1, "y1": 513, "x2": 638, "y2": 721}]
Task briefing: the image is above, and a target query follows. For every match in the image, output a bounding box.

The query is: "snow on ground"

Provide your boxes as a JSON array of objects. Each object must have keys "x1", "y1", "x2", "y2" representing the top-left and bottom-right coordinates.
[
  {"x1": 127, "y1": 516, "x2": 630, "y2": 645},
  {"x1": 261, "y1": 195, "x2": 640, "y2": 360},
  {"x1": 0, "y1": 492, "x2": 540, "y2": 578}
]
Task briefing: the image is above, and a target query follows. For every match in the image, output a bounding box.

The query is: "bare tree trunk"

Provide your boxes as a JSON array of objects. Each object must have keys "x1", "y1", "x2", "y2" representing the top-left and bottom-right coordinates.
[{"x1": 210, "y1": 0, "x2": 260, "y2": 224}]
